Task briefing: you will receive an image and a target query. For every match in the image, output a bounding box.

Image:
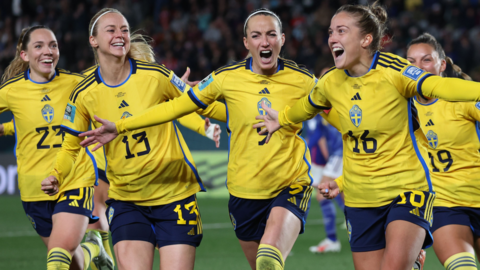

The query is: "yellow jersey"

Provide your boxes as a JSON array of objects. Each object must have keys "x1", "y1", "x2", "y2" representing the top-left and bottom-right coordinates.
[
  {"x1": 82, "y1": 65, "x2": 212, "y2": 181},
  {"x1": 116, "y1": 58, "x2": 317, "y2": 199},
  {"x1": 0, "y1": 69, "x2": 96, "y2": 202},
  {"x1": 279, "y1": 52, "x2": 480, "y2": 207},
  {"x1": 53, "y1": 59, "x2": 226, "y2": 206},
  {"x1": 414, "y1": 97, "x2": 480, "y2": 207},
  {"x1": 2, "y1": 119, "x2": 14, "y2": 136}
]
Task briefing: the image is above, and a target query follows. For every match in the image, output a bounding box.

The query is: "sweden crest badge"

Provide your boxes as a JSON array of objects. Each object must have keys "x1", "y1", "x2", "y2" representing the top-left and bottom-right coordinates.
[
  {"x1": 257, "y1": 97, "x2": 271, "y2": 115},
  {"x1": 41, "y1": 104, "x2": 54, "y2": 123},
  {"x1": 229, "y1": 213, "x2": 237, "y2": 230},
  {"x1": 108, "y1": 206, "x2": 114, "y2": 225},
  {"x1": 349, "y1": 105, "x2": 362, "y2": 127},
  {"x1": 121, "y1": 111, "x2": 133, "y2": 119},
  {"x1": 27, "y1": 214, "x2": 36, "y2": 229},
  {"x1": 426, "y1": 130, "x2": 438, "y2": 149}
]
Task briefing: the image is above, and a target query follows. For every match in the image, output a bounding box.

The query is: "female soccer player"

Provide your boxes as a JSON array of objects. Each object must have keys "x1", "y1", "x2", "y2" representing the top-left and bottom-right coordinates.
[
  {"x1": 79, "y1": 65, "x2": 221, "y2": 270},
  {"x1": 80, "y1": 8, "x2": 318, "y2": 270},
  {"x1": 0, "y1": 26, "x2": 111, "y2": 270},
  {"x1": 253, "y1": 2, "x2": 480, "y2": 270},
  {"x1": 41, "y1": 8, "x2": 226, "y2": 270},
  {"x1": 407, "y1": 33, "x2": 480, "y2": 270}
]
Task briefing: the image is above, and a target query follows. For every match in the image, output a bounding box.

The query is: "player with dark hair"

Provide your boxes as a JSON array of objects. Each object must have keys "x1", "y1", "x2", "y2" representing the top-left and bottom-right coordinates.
[
  {"x1": 41, "y1": 7, "x2": 226, "y2": 270},
  {"x1": 407, "y1": 32, "x2": 480, "y2": 270}
]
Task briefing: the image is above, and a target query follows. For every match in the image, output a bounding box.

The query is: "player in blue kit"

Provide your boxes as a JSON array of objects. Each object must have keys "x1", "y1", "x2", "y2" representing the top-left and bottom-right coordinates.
[{"x1": 309, "y1": 114, "x2": 345, "y2": 254}]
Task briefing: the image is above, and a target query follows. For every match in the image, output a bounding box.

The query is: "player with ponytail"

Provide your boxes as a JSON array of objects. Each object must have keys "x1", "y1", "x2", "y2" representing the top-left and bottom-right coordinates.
[
  {"x1": 407, "y1": 33, "x2": 480, "y2": 270},
  {"x1": 0, "y1": 25, "x2": 111, "y2": 270}
]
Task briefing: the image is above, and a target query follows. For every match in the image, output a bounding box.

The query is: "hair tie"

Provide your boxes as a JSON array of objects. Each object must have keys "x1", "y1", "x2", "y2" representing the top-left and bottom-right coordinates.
[{"x1": 90, "y1": 11, "x2": 112, "y2": 36}]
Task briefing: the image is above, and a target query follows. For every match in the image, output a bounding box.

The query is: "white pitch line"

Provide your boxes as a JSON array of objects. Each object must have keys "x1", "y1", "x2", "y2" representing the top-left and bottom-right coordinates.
[{"x1": 0, "y1": 219, "x2": 345, "y2": 238}]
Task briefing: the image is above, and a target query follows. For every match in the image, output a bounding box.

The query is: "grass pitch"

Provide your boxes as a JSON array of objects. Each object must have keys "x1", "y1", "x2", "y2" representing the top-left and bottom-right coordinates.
[{"x1": 1, "y1": 193, "x2": 475, "y2": 269}]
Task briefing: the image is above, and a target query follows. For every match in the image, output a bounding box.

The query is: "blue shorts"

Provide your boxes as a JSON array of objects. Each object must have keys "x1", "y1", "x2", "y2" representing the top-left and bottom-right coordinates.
[
  {"x1": 228, "y1": 184, "x2": 314, "y2": 241},
  {"x1": 345, "y1": 191, "x2": 435, "y2": 252},
  {"x1": 98, "y1": 169, "x2": 109, "y2": 184},
  {"x1": 106, "y1": 195, "x2": 202, "y2": 248},
  {"x1": 431, "y1": 207, "x2": 480, "y2": 236},
  {"x1": 22, "y1": 187, "x2": 98, "y2": 237}
]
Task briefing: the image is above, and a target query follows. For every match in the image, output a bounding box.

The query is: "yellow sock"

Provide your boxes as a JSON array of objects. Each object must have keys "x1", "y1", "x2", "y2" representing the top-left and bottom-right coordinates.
[
  {"x1": 444, "y1": 252, "x2": 477, "y2": 270},
  {"x1": 47, "y1": 247, "x2": 72, "y2": 270},
  {"x1": 256, "y1": 244, "x2": 284, "y2": 270},
  {"x1": 98, "y1": 230, "x2": 115, "y2": 267},
  {"x1": 81, "y1": 241, "x2": 100, "y2": 270}
]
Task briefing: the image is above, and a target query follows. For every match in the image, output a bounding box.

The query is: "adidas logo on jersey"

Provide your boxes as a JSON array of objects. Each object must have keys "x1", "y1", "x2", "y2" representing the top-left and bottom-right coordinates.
[
  {"x1": 409, "y1": 207, "x2": 420, "y2": 217},
  {"x1": 351, "y1": 93, "x2": 361, "y2": 100},
  {"x1": 188, "y1": 228, "x2": 195, "y2": 235},
  {"x1": 41, "y1": 95, "x2": 51, "y2": 102},
  {"x1": 287, "y1": 197, "x2": 297, "y2": 205},
  {"x1": 259, "y1": 88, "x2": 270, "y2": 94},
  {"x1": 118, "y1": 100, "x2": 129, "y2": 108},
  {"x1": 425, "y1": 119, "x2": 434, "y2": 126},
  {"x1": 69, "y1": 200, "x2": 79, "y2": 207},
  {"x1": 352, "y1": 84, "x2": 362, "y2": 89}
]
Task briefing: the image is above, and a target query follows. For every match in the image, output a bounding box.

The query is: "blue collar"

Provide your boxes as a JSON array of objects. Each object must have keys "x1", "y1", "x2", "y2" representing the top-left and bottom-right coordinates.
[
  {"x1": 27, "y1": 69, "x2": 57, "y2": 84},
  {"x1": 344, "y1": 51, "x2": 380, "y2": 77},
  {"x1": 413, "y1": 95, "x2": 438, "y2": 106},
  {"x1": 97, "y1": 58, "x2": 133, "y2": 88},
  {"x1": 248, "y1": 57, "x2": 283, "y2": 74}
]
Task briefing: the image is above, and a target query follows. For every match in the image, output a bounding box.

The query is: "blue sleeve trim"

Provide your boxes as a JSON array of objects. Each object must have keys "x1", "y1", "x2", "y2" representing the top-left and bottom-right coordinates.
[
  {"x1": 85, "y1": 147, "x2": 99, "y2": 186},
  {"x1": 416, "y1": 74, "x2": 434, "y2": 99},
  {"x1": 308, "y1": 95, "x2": 331, "y2": 110},
  {"x1": 225, "y1": 102, "x2": 231, "y2": 189},
  {"x1": 60, "y1": 125, "x2": 84, "y2": 136},
  {"x1": 172, "y1": 122, "x2": 206, "y2": 192},
  {"x1": 13, "y1": 117, "x2": 17, "y2": 158},
  {"x1": 407, "y1": 98, "x2": 433, "y2": 192},
  {"x1": 187, "y1": 90, "x2": 208, "y2": 109},
  {"x1": 298, "y1": 123, "x2": 313, "y2": 186}
]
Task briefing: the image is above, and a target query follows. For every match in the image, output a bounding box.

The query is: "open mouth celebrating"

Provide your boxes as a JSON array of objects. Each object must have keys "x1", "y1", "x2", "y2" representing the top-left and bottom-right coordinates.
[
  {"x1": 333, "y1": 47, "x2": 344, "y2": 59},
  {"x1": 260, "y1": 50, "x2": 273, "y2": 64}
]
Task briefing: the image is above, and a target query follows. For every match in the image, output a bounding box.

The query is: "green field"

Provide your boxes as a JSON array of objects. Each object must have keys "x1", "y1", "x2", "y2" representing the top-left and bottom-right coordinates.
[{"x1": 0, "y1": 194, "x2": 472, "y2": 269}]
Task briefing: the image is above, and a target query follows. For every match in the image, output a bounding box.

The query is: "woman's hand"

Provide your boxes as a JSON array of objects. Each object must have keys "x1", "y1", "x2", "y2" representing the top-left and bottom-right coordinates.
[
  {"x1": 204, "y1": 118, "x2": 221, "y2": 148},
  {"x1": 41, "y1": 176, "x2": 59, "y2": 196},
  {"x1": 79, "y1": 115, "x2": 118, "y2": 151},
  {"x1": 318, "y1": 180, "x2": 340, "y2": 199},
  {"x1": 252, "y1": 101, "x2": 281, "y2": 144}
]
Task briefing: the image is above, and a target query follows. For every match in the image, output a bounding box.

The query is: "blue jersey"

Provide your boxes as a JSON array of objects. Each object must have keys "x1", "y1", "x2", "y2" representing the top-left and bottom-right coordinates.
[
  {"x1": 306, "y1": 115, "x2": 327, "y2": 165},
  {"x1": 325, "y1": 124, "x2": 343, "y2": 157}
]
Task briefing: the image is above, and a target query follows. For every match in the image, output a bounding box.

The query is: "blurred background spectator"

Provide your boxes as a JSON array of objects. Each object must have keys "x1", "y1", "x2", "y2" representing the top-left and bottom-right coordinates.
[
  {"x1": 1, "y1": 0, "x2": 480, "y2": 151},
  {"x1": 3, "y1": 0, "x2": 480, "y2": 80}
]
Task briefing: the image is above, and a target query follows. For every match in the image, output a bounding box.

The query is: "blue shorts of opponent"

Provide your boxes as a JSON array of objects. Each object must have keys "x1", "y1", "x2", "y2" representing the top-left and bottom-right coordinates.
[
  {"x1": 106, "y1": 194, "x2": 202, "y2": 248},
  {"x1": 228, "y1": 184, "x2": 314, "y2": 241},
  {"x1": 431, "y1": 207, "x2": 480, "y2": 237},
  {"x1": 345, "y1": 191, "x2": 435, "y2": 252},
  {"x1": 23, "y1": 187, "x2": 98, "y2": 237}
]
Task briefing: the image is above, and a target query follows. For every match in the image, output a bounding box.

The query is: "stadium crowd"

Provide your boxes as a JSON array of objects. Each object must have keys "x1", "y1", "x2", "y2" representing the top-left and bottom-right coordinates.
[{"x1": 1, "y1": 0, "x2": 480, "y2": 80}]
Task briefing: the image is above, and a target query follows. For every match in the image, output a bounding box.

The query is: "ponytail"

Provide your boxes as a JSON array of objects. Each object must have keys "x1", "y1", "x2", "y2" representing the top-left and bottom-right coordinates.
[
  {"x1": 89, "y1": 8, "x2": 155, "y2": 64},
  {"x1": 1, "y1": 25, "x2": 51, "y2": 84},
  {"x1": 444, "y1": 57, "x2": 472, "y2": 81}
]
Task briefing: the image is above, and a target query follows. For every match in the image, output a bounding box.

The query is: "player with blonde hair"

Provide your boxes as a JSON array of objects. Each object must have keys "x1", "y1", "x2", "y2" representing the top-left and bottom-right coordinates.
[
  {"x1": 41, "y1": 8, "x2": 226, "y2": 270},
  {"x1": 78, "y1": 8, "x2": 318, "y2": 270}
]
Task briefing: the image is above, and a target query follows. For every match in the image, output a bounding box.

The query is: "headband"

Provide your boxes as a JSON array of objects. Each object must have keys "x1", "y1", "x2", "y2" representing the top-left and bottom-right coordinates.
[
  {"x1": 243, "y1": 10, "x2": 281, "y2": 35},
  {"x1": 21, "y1": 25, "x2": 46, "y2": 44},
  {"x1": 90, "y1": 11, "x2": 112, "y2": 36}
]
